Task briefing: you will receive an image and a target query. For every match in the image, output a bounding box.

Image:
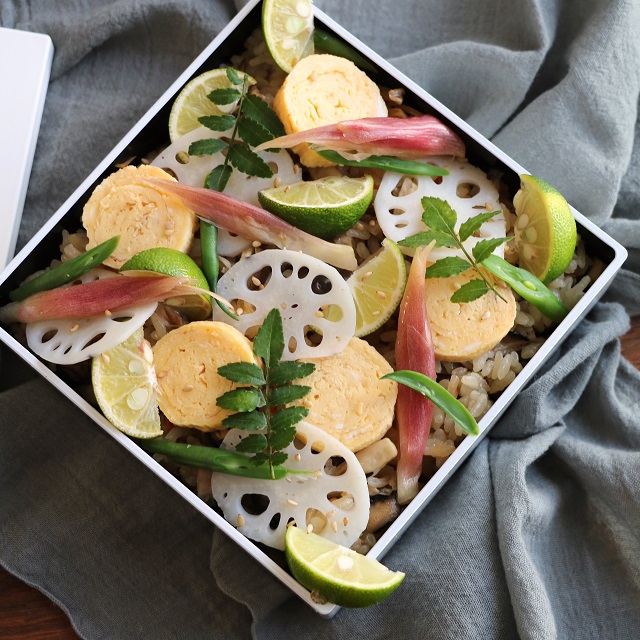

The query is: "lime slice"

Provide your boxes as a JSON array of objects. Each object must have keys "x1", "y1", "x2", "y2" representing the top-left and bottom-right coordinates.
[
  {"x1": 121, "y1": 248, "x2": 212, "y2": 320},
  {"x1": 285, "y1": 525, "x2": 404, "y2": 607},
  {"x1": 258, "y1": 175, "x2": 374, "y2": 240},
  {"x1": 325, "y1": 238, "x2": 406, "y2": 337},
  {"x1": 92, "y1": 328, "x2": 162, "y2": 439},
  {"x1": 513, "y1": 174, "x2": 577, "y2": 284},
  {"x1": 262, "y1": 0, "x2": 314, "y2": 73},
  {"x1": 168, "y1": 68, "x2": 255, "y2": 142}
]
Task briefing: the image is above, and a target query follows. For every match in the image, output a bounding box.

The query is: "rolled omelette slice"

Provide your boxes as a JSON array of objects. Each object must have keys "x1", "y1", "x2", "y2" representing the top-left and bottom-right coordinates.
[
  {"x1": 82, "y1": 165, "x2": 197, "y2": 269},
  {"x1": 293, "y1": 337, "x2": 397, "y2": 452},
  {"x1": 426, "y1": 269, "x2": 517, "y2": 362},
  {"x1": 273, "y1": 54, "x2": 387, "y2": 168},
  {"x1": 152, "y1": 321, "x2": 257, "y2": 431}
]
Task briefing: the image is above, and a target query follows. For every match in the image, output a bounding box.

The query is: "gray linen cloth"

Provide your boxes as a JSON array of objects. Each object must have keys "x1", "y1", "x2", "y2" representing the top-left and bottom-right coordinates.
[{"x1": 1, "y1": 0, "x2": 639, "y2": 638}]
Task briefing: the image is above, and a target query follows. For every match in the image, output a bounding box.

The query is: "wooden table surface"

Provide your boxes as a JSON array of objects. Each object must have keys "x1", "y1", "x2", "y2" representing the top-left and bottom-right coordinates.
[{"x1": 1, "y1": 314, "x2": 639, "y2": 640}]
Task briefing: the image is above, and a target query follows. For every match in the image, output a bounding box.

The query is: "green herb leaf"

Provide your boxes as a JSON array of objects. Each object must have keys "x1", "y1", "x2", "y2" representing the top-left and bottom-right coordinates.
[
  {"x1": 421, "y1": 197, "x2": 457, "y2": 234},
  {"x1": 188, "y1": 138, "x2": 228, "y2": 156},
  {"x1": 270, "y1": 361, "x2": 315, "y2": 385},
  {"x1": 242, "y1": 94, "x2": 286, "y2": 138},
  {"x1": 271, "y1": 406, "x2": 309, "y2": 432},
  {"x1": 237, "y1": 115, "x2": 276, "y2": 148},
  {"x1": 205, "y1": 164, "x2": 233, "y2": 191},
  {"x1": 269, "y1": 424, "x2": 297, "y2": 451},
  {"x1": 381, "y1": 370, "x2": 479, "y2": 436},
  {"x1": 269, "y1": 451, "x2": 288, "y2": 466},
  {"x1": 227, "y1": 143, "x2": 274, "y2": 178},
  {"x1": 270, "y1": 384, "x2": 311, "y2": 407},
  {"x1": 253, "y1": 308, "x2": 285, "y2": 369},
  {"x1": 199, "y1": 114, "x2": 236, "y2": 131},
  {"x1": 471, "y1": 237, "x2": 512, "y2": 264},
  {"x1": 221, "y1": 411, "x2": 267, "y2": 431},
  {"x1": 217, "y1": 362, "x2": 265, "y2": 385},
  {"x1": 458, "y1": 210, "x2": 502, "y2": 242},
  {"x1": 216, "y1": 387, "x2": 266, "y2": 412},
  {"x1": 424, "y1": 256, "x2": 472, "y2": 279},
  {"x1": 450, "y1": 278, "x2": 489, "y2": 303},
  {"x1": 235, "y1": 433, "x2": 268, "y2": 453},
  {"x1": 207, "y1": 87, "x2": 242, "y2": 105},
  {"x1": 225, "y1": 67, "x2": 243, "y2": 86},
  {"x1": 399, "y1": 230, "x2": 458, "y2": 249},
  {"x1": 249, "y1": 452, "x2": 270, "y2": 467}
]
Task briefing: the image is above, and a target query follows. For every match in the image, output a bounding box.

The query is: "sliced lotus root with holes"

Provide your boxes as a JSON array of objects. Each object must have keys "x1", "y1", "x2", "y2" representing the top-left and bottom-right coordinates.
[
  {"x1": 374, "y1": 157, "x2": 507, "y2": 262},
  {"x1": 213, "y1": 249, "x2": 356, "y2": 360},
  {"x1": 26, "y1": 269, "x2": 157, "y2": 365},
  {"x1": 210, "y1": 421, "x2": 370, "y2": 550}
]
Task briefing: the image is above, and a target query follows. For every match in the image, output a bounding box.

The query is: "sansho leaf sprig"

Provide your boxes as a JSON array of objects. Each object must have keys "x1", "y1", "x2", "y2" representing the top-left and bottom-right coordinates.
[
  {"x1": 187, "y1": 67, "x2": 286, "y2": 191},
  {"x1": 185, "y1": 68, "x2": 285, "y2": 320},
  {"x1": 399, "y1": 197, "x2": 512, "y2": 303},
  {"x1": 216, "y1": 308, "x2": 316, "y2": 479}
]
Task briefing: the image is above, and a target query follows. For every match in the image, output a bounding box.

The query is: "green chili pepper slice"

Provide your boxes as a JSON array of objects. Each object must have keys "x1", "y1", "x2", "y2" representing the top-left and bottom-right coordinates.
[
  {"x1": 199, "y1": 220, "x2": 238, "y2": 321},
  {"x1": 480, "y1": 255, "x2": 568, "y2": 323},
  {"x1": 382, "y1": 370, "x2": 479, "y2": 436},
  {"x1": 313, "y1": 28, "x2": 378, "y2": 74},
  {"x1": 137, "y1": 438, "x2": 287, "y2": 480},
  {"x1": 315, "y1": 149, "x2": 449, "y2": 177},
  {"x1": 9, "y1": 235, "x2": 120, "y2": 302}
]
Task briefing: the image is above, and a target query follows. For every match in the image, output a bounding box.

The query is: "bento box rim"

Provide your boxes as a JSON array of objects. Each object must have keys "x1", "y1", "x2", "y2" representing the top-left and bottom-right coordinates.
[{"x1": 0, "y1": 0, "x2": 628, "y2": 619}]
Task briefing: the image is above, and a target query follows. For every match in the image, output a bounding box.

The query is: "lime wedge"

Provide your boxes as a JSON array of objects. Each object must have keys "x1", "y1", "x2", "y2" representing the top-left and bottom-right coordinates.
[
  {"x1": 262, "y1": 0, "x2": 314, "y2": 73},
  {"x1": 258, "y1": 175, "x2": 374, "y2": 240},
  {"x1": 285, "y1": 525, "x2": 404, "y2": 607},
  {"x1": 325, "y1": 238, "x2": 406, "y2": 337},
  {"x1": 168, "y1": 68, "x2": 255, "y2": 142},
  {"x1": 92, "y1": 328, "x2": 162, "y2": 439},
  {"x1": 513, "y1": 174, "x2": 577, "y2": 284},
  {"x1": 121, "y1": 248, "x2": 212, "y2": 320}
]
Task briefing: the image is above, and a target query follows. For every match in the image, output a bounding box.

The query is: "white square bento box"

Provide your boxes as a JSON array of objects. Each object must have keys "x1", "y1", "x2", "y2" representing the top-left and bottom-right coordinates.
[{"x1": 0, "y1": 0, "x2": 628, "y2": 617}]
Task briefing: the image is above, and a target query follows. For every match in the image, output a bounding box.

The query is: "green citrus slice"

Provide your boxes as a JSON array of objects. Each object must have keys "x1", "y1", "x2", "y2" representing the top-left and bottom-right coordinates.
[
  {"x1": 262, "y1": 0, "x2": 315, "y2": 73},
  {"x1": 92, "y1": 328, "x2": 162, "y2": 439},
  {"x1": 513, "y1": 174, "x2": 577, "y2": 284},
  {"x1": 285, "y1": 525, "x2": 405, "y2": 607},
  {"x1": 121, "y1": 248, "x2": 212, "y2": 320},
  {"x1": 168, "y1": 68, "x2": 255, "y2": 142},
  {"x1": 325, "y1": 238, "x2": 406, "y2": 337},
  {"x1": 258, "y1": 175, "x2": 374, "y2": 240}
]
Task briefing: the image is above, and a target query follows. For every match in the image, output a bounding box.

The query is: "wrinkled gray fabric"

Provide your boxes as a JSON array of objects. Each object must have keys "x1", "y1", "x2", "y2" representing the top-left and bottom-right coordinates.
[{"x1": 1, "y1": 1, "x2": 639, "y2": 639}]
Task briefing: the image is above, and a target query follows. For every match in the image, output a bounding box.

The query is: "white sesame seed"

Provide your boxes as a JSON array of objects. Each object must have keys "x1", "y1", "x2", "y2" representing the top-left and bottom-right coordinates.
[
  {"x1": 101, "y1": 353, "x2": 111, "y2": 364},
  {"x1": 306, "y1": 524, "x2": 314, "y2": 534},
  {"x1": 252, "y1": 240, "x2": 262, "y2": 248},
  {"x1": 481, "y1": 311, "x2": 491, "y2": 321},
  {"x1": 70, "y1": 324, "x2": 80, "y2": 333},
  {"x1": 362, "y1": 271, "x2": 373, "y2": 280},
  {"x1": 182, "y1": 385, "x2": 194, "y2": 392},
  {"x1": 343, "y1": 517, "x2": 349, "y2": 526},
  {"x1": 237, "y1": 515, "x2": 245, "y2": 527},
  {"x1": 371, "y1": 310, "x2": 381, "y2": 316},
  {"x1": 251, "y1": 276, "x2": 261, "y2": 287},
  {"x1": 315, "y1": 310, "x2": 323, "y2": 318},
  {"x1": 237, "y1": 308, "x2": 244, "y2": 316},
  {"x1": 156, "y1": 370, "x2": 167, "y2": 378},
  {"x1": 287, "y1": 499, "x2": 299, "y2": 506},
  {"x1": 273, "y1": 177, "x2": 281, "y2": 188},
  {"x1": 331, "y1": 521, "x2": 338, "y2": 533},
  {"x1": 376, "y1": 290, "x2": 387, "y2": 299},
  {"x1": 104, "y1": 310, "x2": 112, "y2": 317},
  {"x1": 294, "y1": 453, "x2": 302, "y2": 462}
]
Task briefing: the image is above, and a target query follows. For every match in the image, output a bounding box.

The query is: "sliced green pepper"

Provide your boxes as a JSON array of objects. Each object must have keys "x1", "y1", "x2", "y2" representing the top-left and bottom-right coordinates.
[
  {"x1": 9, "y1": 235, "x2": 120, "y2": 302},
  {"x1": 199, "y1": 220, "x2": 238, "y2": 321},
  {"x1": 382, "y1": 370, "x2": 479, "y2": 436},
  {"x1": 315, "y1": 149, "x2": 449, "y2": 177},
  {"x1": 313, "y1": 28, "x2": 378, "y2": 74},
  {"x1": 481, "y1": 254, "x2": 568, "y2": 322},
  {"x1": 137, "y1": 438, "x2": 287, "y2": 480}
]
